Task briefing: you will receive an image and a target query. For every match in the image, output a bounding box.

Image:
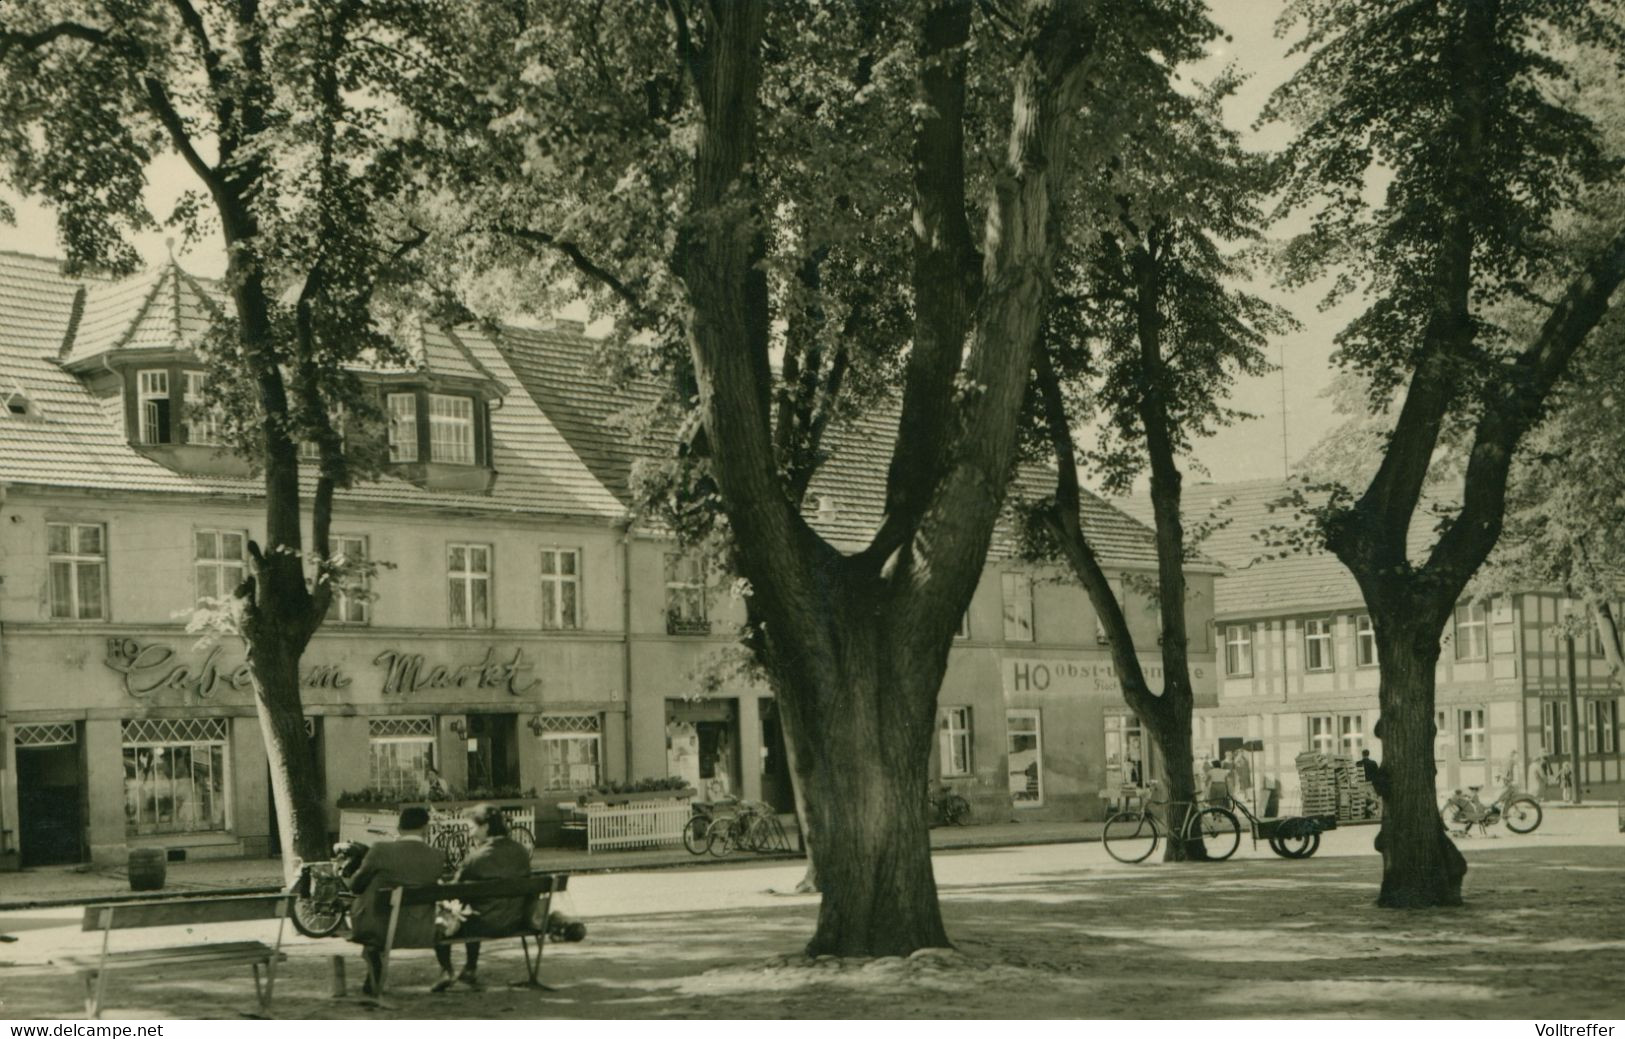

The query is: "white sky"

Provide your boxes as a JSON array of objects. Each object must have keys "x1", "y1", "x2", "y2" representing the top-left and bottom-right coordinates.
[{"x1": 0, "y1": 1, "x2": 1350, "y2": 485}]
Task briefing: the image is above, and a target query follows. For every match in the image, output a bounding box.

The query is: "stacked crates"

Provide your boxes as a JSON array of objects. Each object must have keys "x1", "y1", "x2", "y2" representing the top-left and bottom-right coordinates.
[{"x1": 1295, "y1": 751, "x2": 1362, "y2": 820}]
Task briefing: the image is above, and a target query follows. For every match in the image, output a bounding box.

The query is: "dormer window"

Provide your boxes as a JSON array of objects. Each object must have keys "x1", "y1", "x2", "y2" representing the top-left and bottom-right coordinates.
[
  {"x1": 183, "y1": 371, "x2": 222, "y2": 445},
  {"x1": 138, "y1": 370, "x2": 171, "y2": 444},
  {"x1": 387, "y1": 393, "x2": 418, "y2": 462},
  {"x1": 429, "y1": 394, "x2": 475, "y2": 464}
]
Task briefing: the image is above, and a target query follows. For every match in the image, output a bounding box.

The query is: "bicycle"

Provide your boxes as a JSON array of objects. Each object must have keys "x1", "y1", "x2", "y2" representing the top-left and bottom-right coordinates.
[
  {"x1": 1441, "y1": 779, "x2": 1542, "y2": 837},
  {"x1": 1102, "y1": 782, "x2": 1241, "y2": 864},
  {"x1": 927, "y1": 781, "x2": 971, "y2": 827},
  {"x1": 705, "y1": 799, "x2": 791, "y2": 856}
]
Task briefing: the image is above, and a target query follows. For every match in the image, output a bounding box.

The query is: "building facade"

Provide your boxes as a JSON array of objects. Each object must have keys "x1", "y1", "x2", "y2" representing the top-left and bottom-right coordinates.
[{"x1": 0, "y1": 252, "x2": 1214, "y2": 869}]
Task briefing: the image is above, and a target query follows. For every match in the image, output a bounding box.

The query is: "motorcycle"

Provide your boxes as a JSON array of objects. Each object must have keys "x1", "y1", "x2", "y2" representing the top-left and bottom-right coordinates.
[{"x1": 1441, "y1": 780, "x2": 1543, "y2": 837}]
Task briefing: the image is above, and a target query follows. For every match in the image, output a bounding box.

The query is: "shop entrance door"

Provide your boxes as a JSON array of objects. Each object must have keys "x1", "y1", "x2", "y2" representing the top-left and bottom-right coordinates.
[
  {"x1": 15, "y1": 724, "x2": 85, "y2": 866},
  {"x1": 1006, "y1": 709, "x2": 1044, "y2": 808},
  {"x1": 666, "y1": 699, "x2": 738, "y2": 801},
  {"x1": 466, "y1": 714, "x2": 521, "y2": 793},
  {"x1": 759, "y1": 700, "x2": 795, "y2": 813}
]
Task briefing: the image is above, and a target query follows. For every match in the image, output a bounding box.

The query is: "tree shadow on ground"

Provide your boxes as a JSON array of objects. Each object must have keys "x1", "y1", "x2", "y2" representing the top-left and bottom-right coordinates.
[{"x1": 1, "y1": 844, "x2": 1621, "y2": 1019}]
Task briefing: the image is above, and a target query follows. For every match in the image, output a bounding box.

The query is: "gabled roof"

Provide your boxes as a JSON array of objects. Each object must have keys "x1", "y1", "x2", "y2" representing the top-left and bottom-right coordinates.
[
  {"x1": 495, "y1": 325, "x2": 1175, "y2": 568},
  {"x1": 0, "y1": 252, "x2": 625, "y2": 522},
  {"x1": 1118, "y1": 478, "x2": 1447, "y2": 618},
  {"x1": 62, "y1": 260, "x2": 226, "y2": 367}
]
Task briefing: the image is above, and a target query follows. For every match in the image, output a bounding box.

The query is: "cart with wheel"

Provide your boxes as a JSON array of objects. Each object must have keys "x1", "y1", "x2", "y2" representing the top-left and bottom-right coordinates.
[{"x1": 1253, "y1": 811, "x2": 1336, "y2": 858}]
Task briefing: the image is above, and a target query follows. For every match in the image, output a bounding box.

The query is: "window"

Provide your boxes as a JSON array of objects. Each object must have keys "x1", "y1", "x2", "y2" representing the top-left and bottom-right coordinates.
[
  {"x1": 1355, "y1": 614, "x2": 1377, "y2": 667},
  {"x1": 1224, "y1": 624, "x2": 1253, "y2": 677},
  {"x1": 137, "y1": 369, "x2": 171, "y2": 444},
  {"x1": 1454, "y1": 601, "x2": 1487, "y2": 660},
  {"x1": 1458, "y1": 708, "x2": 1486, "y2": 760},
  {"x1": 194, "y1": 529, "x2": 246, "y2": 603},
  {"x1": 538, "y1": 714, "x2": 601, "y2": 790},
  {"x1": 1542, "y1": 700, "x2": 1571, "y2": 755},
  {"x1": 368, "y1": 717, "x2": 436, "y2": 797},
  {"x1": 1338, "y1": 713, "x2": 1365, "y2": 756},
  {"x1": 387, "y1": 393, "x2": 418, "y2": 462},
  {"x1": 1002, "y1": 573, "x2": 1034, "y2": 642},
  {"x1": 122, "y1": 718, "x2": 228, "y2": 835},
  {"x1": 664, "y1": 553, "x2": 708, "y2": 634},
  {"x1": 429, "y1": 394, "x2": 475, "y2": 464},
  {"x1": 1307, "y1": 715, "x2": 1335, "y2": 754},
  {"x1": 540, "y1": 548, "x2": 581, "y2": 630},
  {"x1": 1586, "y1": 699, "x2": 1618, "y2": 755},
  {"x1": 938, "y1": 707, "x2": 972, "y2": 777},
  {"x1": 448, "y1": 543, "x2": 492, "y2": 628},
  {"x1": 1104, "y1": 714, "x2": 1146, "y2": 787},
  {"x1": 1006, "y1": 710, "x2": 1043, "y2": 805},
  {"x1": 48, "y1": 522, "x2": 106, "y2": 620},
  {"x1": 328, "y1": 534, "x2": 370, "y2": 625},
  {"x1": 1303, "y1": 618, "x2": 1333, "y2": 672},
  {"x1": 182, "y1": 371, "x2": 221, "y2": 445}
]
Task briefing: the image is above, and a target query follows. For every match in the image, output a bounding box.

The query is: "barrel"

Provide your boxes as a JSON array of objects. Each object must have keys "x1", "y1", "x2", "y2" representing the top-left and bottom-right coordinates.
[{"x1": 127, "y1": 847, "x2": 167, "y2": 891}]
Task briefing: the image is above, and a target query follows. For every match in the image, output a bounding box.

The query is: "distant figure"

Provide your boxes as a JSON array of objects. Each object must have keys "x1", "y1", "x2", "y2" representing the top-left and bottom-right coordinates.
[
  {"x1": 1528, "y1": 755, "x2": 1553, "y2": 800},
  {"x1": 1204, "y1": 759, "x2": 1232, "y2": 807},
  {"x1": 1500, "y1": 749, "x2": 1522, "y2": 793},
  {"x1": 349, "y1": 806, "x2": 446, "y2": 996},
  {"x1": 1356, "y1": 749, "x2": 1379, "y2": 785},
  {"x1": 1559, "y1": 760, "x2": 1575, "y2": 801}
]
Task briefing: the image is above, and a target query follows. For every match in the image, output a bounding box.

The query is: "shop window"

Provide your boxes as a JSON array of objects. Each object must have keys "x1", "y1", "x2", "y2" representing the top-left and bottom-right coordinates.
[
  {"x1": 540, "y1": 548, "x2": 581, "y2": 630},
  {"x1": 1355, "y1": 614, "x2": 1377, "y2": 667},
  {"x1": 937, "y1": 707, "x2": 972, "y2": 777},
  {"x1": 137, "y1": 369, "x2": 171, "y2": 444},
  {"x1": 429, "y1": 394, "x2": 475, "y2": 464},
  {"x1": 122, "y1": 718, "x2": 228, "y2": 836},
  {"x1": 538, "y1": 714, "x2": 601, "y2": 790},
  {"x1": 328, "y1": 534, "x2": 370, "y2": 625},
  {"x1": 448, "y1": 542, "x2": 493, "y2": 628},
  {"x1": 368, "y1": 717, "x2": 436, "y2": 797},
  {"x1": 1586, "y1": 699, "x2": 1617, "y2": 755},
  {"x1": 1307, "y1": 714, "x2": 1335, "y2": 754},
  {"x1": 1338, "y1": 713, "x2": 1365, "y2": 756},
  {"x1": 1454, "y1": 601, "x2": 1488, "y2": 660},
  {"x1": 47, "y1": 521, "x2": 106, "y2": 620},
  {"x1": 1542, "y1": 700, "x2": 1571, "y2": 755},
  {"x1": 387, "y1": 393, "x2": 418, "y2": 462},
  {"x1": 194, "y1": 529, "x2": 246, "y2": 603},
  {"x1": 182, "y1": 371, "x2": 222, "y2": 445},
  {"x1": 1458, "y1": 707, "x2": 1486, "y2": 760},
  {"x1": 1224, "y1": 624, "x2": 1252, "y2": 677},
  {"x1": 1303, "y1": 618, "x2": 1333, "y2": 672},
  {"x1": 1006, "y1": 710, "x2": 1043, "y2": 805},
  {"x1": 1104, "y1": 715, "x2": 1145, "y2": 787},
  {"x1": 1002, "y1": 573, "x2": 1034, "y2": 643},
  {"x1": 664, "y1": 552, "x2": 709, "y2": 634}
]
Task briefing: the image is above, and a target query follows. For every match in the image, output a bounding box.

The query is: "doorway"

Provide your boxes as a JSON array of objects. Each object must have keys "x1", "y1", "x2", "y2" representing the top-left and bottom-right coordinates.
[
  {"x1": 759, "y1": 700, "x2": 795, "y2": 813},
  {"x1": 15, "y1": 724, "x2": 85, "y2": 866},
  {"x1": 466, "y1": 713, "x2": 521, "y2": 794},
  {"x1": 666, "y1": 699, "x2": 738, "y2": 800},
  {"x1": 1006, "y1": 709, "x2": 1044, "y2": 807}
]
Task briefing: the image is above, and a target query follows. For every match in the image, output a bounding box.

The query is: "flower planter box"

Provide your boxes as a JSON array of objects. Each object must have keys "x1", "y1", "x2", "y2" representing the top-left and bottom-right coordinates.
[{"x1": 570, "y1": 787, "x2": 696, "y2": 809}]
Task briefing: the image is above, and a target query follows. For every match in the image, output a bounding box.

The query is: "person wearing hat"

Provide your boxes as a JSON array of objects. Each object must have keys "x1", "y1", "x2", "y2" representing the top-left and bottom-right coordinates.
[
  {"x1": 432, "y1": 804, "x2": 531, "y2": 992},
  {"x1": 348, "y1": 805, "x2": 446, "y2": 995}
]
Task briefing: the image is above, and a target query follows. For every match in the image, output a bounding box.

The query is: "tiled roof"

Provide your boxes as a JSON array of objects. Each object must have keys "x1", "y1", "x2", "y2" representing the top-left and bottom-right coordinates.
[
  {"x1": 1117, "y1": 478, "x2": 1448, "y2": 618},
  {"x1": 63, "y1": 261, "x2": 225, "y2": 366},
  {"x1": 0, "y1": 252, "x2": 625, "y2": 522},
  {"x1": 495, "y1": 326, "x2": 1173, "y2": 568}
]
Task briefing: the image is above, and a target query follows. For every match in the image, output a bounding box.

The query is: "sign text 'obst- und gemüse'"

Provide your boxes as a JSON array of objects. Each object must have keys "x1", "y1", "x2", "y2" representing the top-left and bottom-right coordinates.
[{"x1": 103, "y1": 638, "x2": 539, "y2": 699}]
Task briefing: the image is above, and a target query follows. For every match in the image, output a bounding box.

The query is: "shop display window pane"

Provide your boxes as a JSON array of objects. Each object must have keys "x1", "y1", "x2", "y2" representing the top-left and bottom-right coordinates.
[{"x1": 121, "y1": 719, "x2": 229, "y2": 836}]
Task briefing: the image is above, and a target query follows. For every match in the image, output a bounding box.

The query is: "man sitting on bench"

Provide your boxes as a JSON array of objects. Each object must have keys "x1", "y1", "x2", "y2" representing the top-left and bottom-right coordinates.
[
  {"x1": 434, "y1": 803, "x2": 531, "y2": 992},
  {"x1": 349, "y1": 806, "x2": 445, "y2": 995}
]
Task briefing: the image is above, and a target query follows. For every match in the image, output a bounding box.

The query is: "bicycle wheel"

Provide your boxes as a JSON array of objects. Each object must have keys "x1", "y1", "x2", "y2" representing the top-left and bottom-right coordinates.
[
  {"x1": 291, "y1": 896, "x2": 346, "y2": 938},
  {"x1": 432, "y1": 829, "x2": 467, "y2": 878},
  {"x1": 1103, "y1": 811, "x2": 1159, "y2": 864},
  {"x1": 1190, "y1": 807, "x2": 1240, "y2": 861},
  {"x1": 706, "y1": 817, "x2": 738, "y2": 857},
  {"x1": 683, "y1": 813, "x2": 712, "y2": 855},
  {"x1": 1502, "y1": 796, "x2": 1542, "y2": 834},
  {"x1": 509, "y1": 824, "x2": 535, "y2": 853},
  {"x1": 1275, "y1": 830, "x2": 1318, "y2": 859},
  {"x1": 1440, "y1": 802, "x2": 1470, "y2": 835}
]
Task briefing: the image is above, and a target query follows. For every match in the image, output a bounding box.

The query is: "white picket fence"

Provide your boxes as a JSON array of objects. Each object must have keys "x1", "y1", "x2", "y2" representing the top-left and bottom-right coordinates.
[{"x1": 582, "y1": 798, "x2": 692, "y2": 852}]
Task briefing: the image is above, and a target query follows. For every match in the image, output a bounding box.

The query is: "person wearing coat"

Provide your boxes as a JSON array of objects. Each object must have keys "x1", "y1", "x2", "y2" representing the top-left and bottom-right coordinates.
[
  {"x1": 348, "y1": 806, "x2": 446, "y2": 994},
  {"x1": 433, "y1": 803, "x2": 531, "y2": 992}
]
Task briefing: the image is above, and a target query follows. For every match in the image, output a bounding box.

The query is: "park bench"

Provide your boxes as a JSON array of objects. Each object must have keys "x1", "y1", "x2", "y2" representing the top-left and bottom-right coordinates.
[
  {"x1": 364, "y1": 872, "x2": 569, "y2": 996},
  {"x1": 63, "y1": 893, "x2": 292, "y2": 1019}
]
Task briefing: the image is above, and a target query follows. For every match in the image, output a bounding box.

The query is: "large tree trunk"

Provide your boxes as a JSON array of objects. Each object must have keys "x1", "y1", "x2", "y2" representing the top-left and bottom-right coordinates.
[
  {"x1": 1370, "y1": 615, "x2": 1467, "y2": 908},
  {"x1": 250, "y1": 634, "x2": 329, "y2": 881},
  {"x1": 1144, "y1": 698, "x2": 1207, "y2": 862},
  {"x1": 776, "y1": 641, "x2": 948, "y2": 955}
]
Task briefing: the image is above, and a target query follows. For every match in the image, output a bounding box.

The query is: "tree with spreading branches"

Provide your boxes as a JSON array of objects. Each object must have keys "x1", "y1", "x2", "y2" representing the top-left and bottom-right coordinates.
[{"x1": 1264, "y1": 0, "x2": 1625, "y2": 907}]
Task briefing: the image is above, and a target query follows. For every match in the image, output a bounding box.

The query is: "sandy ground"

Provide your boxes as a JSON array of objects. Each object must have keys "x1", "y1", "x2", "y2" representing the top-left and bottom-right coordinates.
[{"x1": 1, "y1": 811, "x2": 1621, "y2": 1020}]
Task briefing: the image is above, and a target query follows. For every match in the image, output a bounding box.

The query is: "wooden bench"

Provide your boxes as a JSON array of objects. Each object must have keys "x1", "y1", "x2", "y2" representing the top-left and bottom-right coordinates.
[
  {"x1": 368, "y1": 873, "x2": 568, "y2": 996},
  {"x1": 64, "y1": 893, "x2": 292, "y2": 1019}
]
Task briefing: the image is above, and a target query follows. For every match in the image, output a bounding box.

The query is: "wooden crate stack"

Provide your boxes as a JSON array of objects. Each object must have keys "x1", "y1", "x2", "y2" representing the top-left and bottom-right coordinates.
[{"x1": 1295, "y1": 751, "x2": 1348, "y2": 817}]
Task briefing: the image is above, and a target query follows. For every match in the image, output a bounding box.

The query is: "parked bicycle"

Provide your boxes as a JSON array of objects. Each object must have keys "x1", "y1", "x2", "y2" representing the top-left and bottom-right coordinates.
[
  {"x1": 1102, "y1": 782, "x2": 1241, "y2": 863},
  {"x1": 927, "y1": 781, "x2": 971, "y2": 827},
  {"x1": 429, "y1": 808, "x2": 534, "y2": 878},
  {"x1": 700, "y1": 797, "x2": 792, "y2": 856},
  {"x1": 289, "y1": 840, "x2": 368, "y2": 938},
  {"x1": 1441, "y1": 780, "x2": 1542, "y2": 837}
]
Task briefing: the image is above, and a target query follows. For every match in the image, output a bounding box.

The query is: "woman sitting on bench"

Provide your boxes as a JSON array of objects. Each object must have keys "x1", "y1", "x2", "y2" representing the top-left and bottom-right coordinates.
[{"x1": 434, "y1": 803, "x2": 531, "y2": 992}]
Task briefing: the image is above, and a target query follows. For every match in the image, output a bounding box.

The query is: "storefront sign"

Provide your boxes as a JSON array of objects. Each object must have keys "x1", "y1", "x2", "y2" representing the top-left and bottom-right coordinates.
[
  {"x1": 104, "y1": 638, "x2": 352, "y2": 700},
  {"x1": 373, "y1": 646, "x2": 539, "y2": 697},
  {"x1": 1004, "y1": 657, "x2": 1206, "y2": 696}
]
